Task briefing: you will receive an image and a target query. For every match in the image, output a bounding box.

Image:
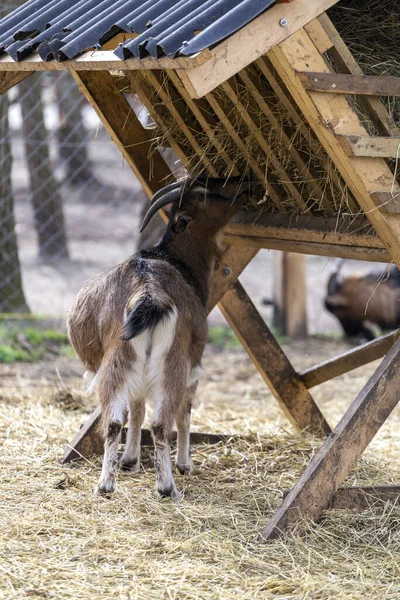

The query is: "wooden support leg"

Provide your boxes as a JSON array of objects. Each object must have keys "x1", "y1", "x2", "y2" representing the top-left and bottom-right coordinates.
[
  {"x1": 219, "y1": 281, "x2": 330, "y2": 435},
  {"x1": 262, "y1": 336, "x2": 400, "y2": 539},
  {"x1": 61, "y1": 246, "x2": 258, "y2": 463}
]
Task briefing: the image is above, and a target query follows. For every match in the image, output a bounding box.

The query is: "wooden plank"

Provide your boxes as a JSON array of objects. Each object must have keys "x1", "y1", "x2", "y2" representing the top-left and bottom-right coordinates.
[
  {"x1": 71, "y1": 71, "x2": 172, "y2": 199},
  {"x1": 317, "y1": 13, "x2": 400, "y2": 137},
  {"x1": 224, "y1": 232, "x2": 391, "y2": 262},
  {"x1": 238, "y1": 68, "x2": 330, "y2": 211},
  {"x1": 338, "y1": 135, "x2": 400, "y2": 159},
  {"x1": 299, "y1": 72, "x2": 400, "y2": 97},
  {"x1": 261, "y1": 335, "x2": 400, "y2": 539},
  {"x1": 304, "y1": 19, "x2": 334, "y2": 54},
  {"x1": 178, "y1": 0, "x2": 340, "y2": 99},
  {"x1": 62, "y1": 420, "x2": 229, "y2": 463},
  {"x1": 268, "y1": 30, "x2": 400, "y2": 265},
  {"x1": 256, "y1": 57, "x2": 358, "y2": 212},
  {"x1": 0, "y1": 49, "x2": 211, "y2": 72},
  {"x1": 61, "y1": 406, "x2": 102, "y2": 463},
  {"x1": 282, "y1": 485, "x2": 400, "y2": 510},
  {"x1": 0, "y1": 70, "x2": 32, "y2": 94},
  {"x1": 204, "y1": 91, "x2": 284, "y2": 209},
  {"x1": 166, "y1": 69, "x2": 239, "y2": 176},
  {"x1": 273, "y1": 252, "x2": 308, "y2": 337},
  {"x1": 221, "y1": 80, "x2": 307, "y2": 211},
  {"x1": 219, "y1": 281, "x2": 330, "y2": 435},
  {"x1": 370, "y1": 192, "x2": 400, "y2": 215},
  {"x1": 300, "y1": 330, "x2": 399, "y2": 388}
]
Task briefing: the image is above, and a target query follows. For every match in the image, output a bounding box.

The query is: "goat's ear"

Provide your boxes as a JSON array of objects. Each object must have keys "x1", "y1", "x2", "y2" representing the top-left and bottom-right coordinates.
[{"x1": 171, "y1": 214, "x2": 192, "y2": 234}]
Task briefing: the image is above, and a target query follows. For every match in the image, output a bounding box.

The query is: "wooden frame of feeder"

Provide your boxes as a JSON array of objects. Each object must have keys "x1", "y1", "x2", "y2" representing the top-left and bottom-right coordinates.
[{"x1": 3, "y1": 0, "x2": 400, "y2": 540}]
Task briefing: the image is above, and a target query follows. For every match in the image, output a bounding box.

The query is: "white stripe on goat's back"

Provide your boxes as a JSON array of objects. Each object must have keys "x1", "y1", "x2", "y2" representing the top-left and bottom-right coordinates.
[{"x1": 147, "y1": 306, "x2": 178, "y2": 389}]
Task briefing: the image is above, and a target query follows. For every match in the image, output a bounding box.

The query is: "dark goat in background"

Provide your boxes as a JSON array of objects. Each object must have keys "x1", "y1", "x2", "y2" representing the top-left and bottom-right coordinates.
[{"x1": 325, "y1": 261, "x2": 400, "y2": 340}]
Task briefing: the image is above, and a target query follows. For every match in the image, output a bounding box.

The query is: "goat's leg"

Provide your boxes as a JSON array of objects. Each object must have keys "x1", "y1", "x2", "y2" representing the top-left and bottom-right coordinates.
[
  {"x1": 176, "y1": 384, "x2": 197, "y2": 475},
  {"x1": 97, "y1": 395, "x2": 127, "y2": 494},
  {"x1": 151, "y1": 396, "x2": 181, "y2": 500},
  {"x1": 120, "y1": 398, "x2": 145, "y2": 472}
]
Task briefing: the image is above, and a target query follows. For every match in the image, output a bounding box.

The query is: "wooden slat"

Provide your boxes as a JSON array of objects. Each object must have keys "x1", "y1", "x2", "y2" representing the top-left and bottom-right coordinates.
[
  {"x1": 283, "y1": 485, "x2": 400, "y2": 510},
  {"x1": 178, "y1": 0, "x2": 340, "y2": 99},
  {"x1": 204, "y1": 91, "x2": 284, "y2": 209},
  {"x1": 0, "y1": 49, "x2": 211, "y2": 72},
  {"x1": 256, "y1": 57, "x2": 359, "y2": 214},
  {"x1": 224, "y1": 233, "x2": 390, "y2": 262},
  {"x1": 301, "y1": 330, "x2": 399, "y2": 389},
  {"x1": 219, "y1": 281, "x2": 330, "y2": 435},
  {"x1": 62, "y1": 422, "x2": 230, "y2": 463},
  {"x1": 128, "y1": 73, "x2": 190, "y2": 171},
  {"x1": 71, "y1": 71, "x2": 172, "y2": 198},
  {"x1": 299, "y1": 72, "x2": 400, "y2": 97},
  {"x1": 262, "y1": 335, "x2": 400, "y2": 539},
  {"x1": 144, "y1": 70, "x2": 218, "y2": 176},
  {"x1": 317, "y1": 13, "x2": 400, "y2": 137},
  {"x1": 238, "y1": 68, "x2": 330, "y2": 211},
  {"x1": 0, "y1": 70, "x2": 32, "y2": 94},
  {"x1": 166, "y1": 69, "x2": 239, "y2": 176},
  {"x1": 227, "y1": 212, "x2": 386, "y2": 250},
  {"x1": 221, "y1": 80, "x2": 307, "y2": 212},
  {"x1": 338, "y1": 135, "x2": 400, "y2": 159},
  {"x1": 268, "y1": 29, "x2": 400, "y2": 265},
  {"x1": 370, "y1": 192, "x2": 400, "y2": 215}
]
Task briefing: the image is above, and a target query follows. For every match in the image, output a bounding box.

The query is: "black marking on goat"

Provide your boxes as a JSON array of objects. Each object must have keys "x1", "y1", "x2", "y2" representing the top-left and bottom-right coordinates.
[
  {"x1": 107, "y1": 422, "x2": 122, "y2": 439},
  {"x1": 137, "y1": 247, "x2": 206, "y2": 307},
  {"x1": 151, "y1": 423, "x2": 165, "y2": 441},
  {"x1": 122, "y1": 294, "x2": 173, "y2": 341},
  {"x1": 134, "y1": 256, "x2": 152, "y2": 279},
  {"x1": 158, "y1": 485, "x2": 173, "y2": 498},
  {"x1": 121, "y1": 457, "x2": 138, "y2": 471}
]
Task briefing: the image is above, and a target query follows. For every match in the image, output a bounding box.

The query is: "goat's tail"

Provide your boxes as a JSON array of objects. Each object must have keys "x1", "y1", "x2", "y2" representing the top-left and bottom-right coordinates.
[{"x1": 122, "y1": 292, "x2": 174, "y2": 341}]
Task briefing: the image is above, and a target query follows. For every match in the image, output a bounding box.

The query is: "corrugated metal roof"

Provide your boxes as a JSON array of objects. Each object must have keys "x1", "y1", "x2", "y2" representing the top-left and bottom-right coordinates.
[{"x1": 0, "y1": 0, "x2": 277, "y2": 62}]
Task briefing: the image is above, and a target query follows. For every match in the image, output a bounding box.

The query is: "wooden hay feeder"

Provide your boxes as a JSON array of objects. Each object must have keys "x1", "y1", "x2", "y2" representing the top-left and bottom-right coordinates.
[{"x1": 2, "y1": 0, "x2": 400, "y2": 540}]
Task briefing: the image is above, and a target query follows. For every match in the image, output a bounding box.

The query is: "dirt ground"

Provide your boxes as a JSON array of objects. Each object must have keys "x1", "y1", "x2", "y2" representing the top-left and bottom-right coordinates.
[{"x1": 2, "y1": 339, "x2": 400, "y2": 599}]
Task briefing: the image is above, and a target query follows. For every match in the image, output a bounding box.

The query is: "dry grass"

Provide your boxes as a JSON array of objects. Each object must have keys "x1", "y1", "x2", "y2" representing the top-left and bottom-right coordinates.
[{"x1": 2, "y1": 341, "x2": 400, "y2": 599}]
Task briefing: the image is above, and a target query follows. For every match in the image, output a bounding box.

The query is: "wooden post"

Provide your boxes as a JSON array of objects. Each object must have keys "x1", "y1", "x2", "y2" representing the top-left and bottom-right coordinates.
[
  {"x1": 219, "y1": 281, "x2": 329, "y2": 435},
  {"x1": 262, "y1": 335, "x2": 400, "y2": 539},
  {"x1": 273, "y1": 252, "x2": 308, "y2": 338}
]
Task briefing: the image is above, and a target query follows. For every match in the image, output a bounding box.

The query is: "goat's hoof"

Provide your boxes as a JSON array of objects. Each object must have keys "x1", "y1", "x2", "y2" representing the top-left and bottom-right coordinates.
[
  {"x1": 176, "y1": 460, "x2": 193, "y2": 475},
  {"x1": 157, "y1": 484, "x2": 182, "y2": 501},
  {"x1": 96, "y1": 476, "x2": 116, "y2": 495},
  {"x1": 120, "y1": 456, "x2": 140, "y2": 472}
]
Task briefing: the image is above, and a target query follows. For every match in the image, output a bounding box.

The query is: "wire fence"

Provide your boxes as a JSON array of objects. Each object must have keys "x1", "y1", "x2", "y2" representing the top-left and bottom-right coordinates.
[{"x1": 0, "y1": 66, "x2": 147, "y2": 316}]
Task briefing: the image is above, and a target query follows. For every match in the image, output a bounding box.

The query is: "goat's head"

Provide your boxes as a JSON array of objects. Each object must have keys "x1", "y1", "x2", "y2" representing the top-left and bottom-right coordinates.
[{"x1": 140, "y1": 176, "x2": 253, "y2": 235}]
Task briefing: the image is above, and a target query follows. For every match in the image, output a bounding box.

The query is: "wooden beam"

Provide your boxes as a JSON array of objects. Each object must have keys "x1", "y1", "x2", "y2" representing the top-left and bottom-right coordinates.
[
  {"x1": 0, "y1": 49, "x2": 211, "y2": 72},
  {"x1": 338, "y1": 135, "x2": 400, "y2": 159},
  {"x1": 0, "y1": 70, "x2": 32, "y2": 94},
  {"x1": 273, "y1": 252, "x2": 308, "y2": 337},
  {"x1": 62, "y1": 421, "x2": 230, "y2": 463},
  {"x1": 317, "y1": 13, "x2": 400, "y2": 138},
  {"x1": 177, "y1": 0, "x2": 340, "y2": 99},
  {"x1": 299, "y1": 72, "x2": 400, "y2": 97},
  {"x1": 269, "y1": 29, "x2": 400, "y2": 265},
  {"x1": 71, "y1": 71, "x2": 172, "y2": 199},
  {"x1": 224, "y1": 232, "x2": 390, "y2": 262},
  {"x1": 219, "y1": 281, "x2": 330, "y2": 435},
  {"x1": 301, "y1": 330, "x2": 399, "y2": 388},
  {"x1": 261, "y1": 335, "x2": 400, "y2": 539},
  {"x1": 370, "y1": 192, "x2": 400, "y2": 215},
  {"x1": 283, "y1": 485, "x2": 400, "y2": 510}
]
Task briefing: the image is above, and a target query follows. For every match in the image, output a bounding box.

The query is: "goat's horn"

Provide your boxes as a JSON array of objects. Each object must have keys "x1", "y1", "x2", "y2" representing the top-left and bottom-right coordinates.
[
  {"x1": 151, "y1": 181, "x2": 183, "y2": 204},
  {"x1": 140, "y1": 189, "x2": 182, "y2": 233}
]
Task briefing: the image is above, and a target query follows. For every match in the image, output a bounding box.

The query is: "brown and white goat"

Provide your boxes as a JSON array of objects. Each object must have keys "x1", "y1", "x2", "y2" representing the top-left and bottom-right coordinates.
[
  {"x1": 325, "y1": 262, "x2": 400, "y2": 340},
  {"x1": 67, "y1": 176, "x2": 252, "y2": 499}
]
